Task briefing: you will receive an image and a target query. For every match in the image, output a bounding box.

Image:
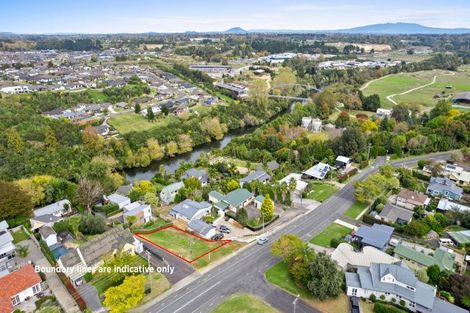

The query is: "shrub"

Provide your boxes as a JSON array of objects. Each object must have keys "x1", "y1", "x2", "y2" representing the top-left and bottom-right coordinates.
[
  {"x1": 399, "y1": 300, "x2": 405, "y2": 307},
  {"x1": 380, "y1": 294, "x2": 386, "y2": 300},
  {"x1": 78, "y1": 214, "x2": 106, "y2": 235},
  {"x1": 84, "y1": 272, "x2": 93, "y2": 282},
  {"x1": 374, "y1": 302, "x2": 408, "y2": 313},
  {"x1": 370, "y1": 294, "x2": 376, "y2": 302}
]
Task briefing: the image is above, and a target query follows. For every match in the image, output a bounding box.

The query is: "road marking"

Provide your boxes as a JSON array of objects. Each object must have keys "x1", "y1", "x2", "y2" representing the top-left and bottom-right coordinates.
[{"x1": 170, "y1": 281, "x2": 222, "y2": 313}]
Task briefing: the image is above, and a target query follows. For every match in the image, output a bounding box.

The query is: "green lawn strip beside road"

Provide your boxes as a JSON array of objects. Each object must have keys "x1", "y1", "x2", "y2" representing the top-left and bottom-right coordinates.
[
  {"x1": 141, "y1": 227, "x2": 221, "y2": 260},
  {"x1": 12, "y1": 228, "x2": 29, "y2": 243},
  {"x1": 212, "y1": 293, "x2": 279, "y2": 313},
  {"x1": 309, "y1": 223, "x2": 353, "y2": 248},
  {"x1": 192, "y1": 241, "x2": 245, "y2": 269},
  {"x1": 304, "y1": 182, "x2": 339, "y2": 202},
  {"x1": 343, "y1": 201, "x2": 369, "y2": 219}
]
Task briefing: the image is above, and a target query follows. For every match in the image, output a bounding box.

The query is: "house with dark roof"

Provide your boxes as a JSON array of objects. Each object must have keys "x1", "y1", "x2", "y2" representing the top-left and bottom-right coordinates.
[
  {"x1": 378, "y1": 203, "x2": 413, "y2": 225},
  {"x1": 187, "y1": 219, "x2": 216, "y2": 239},
  {"x1": 426, "y1": 177, "x2": 463, "y2": 201},
  {"x1": 58, "y1": 227, "x2": 142, "y2": 285},
  {"x1": 345, "y1": 262, "x2": 467, "y2": 313},
  {"x1": 0, "y1": 265, "x2": 42, "y2": 313},
  {"x1": 354, "y1": 224, "x2": 394, "y2": 251},
  {"x1": 170, "y1": 199, "x2": 212, "y2": 222},
  {"x1": 394, "y1": 244, "x2": 455, "y2": 273},
  {"x1": 239, "y1": 170, "x2": 270, "y2": 187},
  {"x1": 182, "y1": 168, "x2": 209, "y2": 186}
]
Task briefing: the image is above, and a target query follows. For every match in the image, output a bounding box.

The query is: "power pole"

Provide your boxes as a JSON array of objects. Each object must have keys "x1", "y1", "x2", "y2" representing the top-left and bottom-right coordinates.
[{"x1": 367, "y1": 142, "x2": 372, "y2": 160}]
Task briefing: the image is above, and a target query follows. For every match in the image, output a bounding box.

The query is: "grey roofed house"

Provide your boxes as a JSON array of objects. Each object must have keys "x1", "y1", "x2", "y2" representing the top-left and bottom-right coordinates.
[
  {"x1": 426, "y1": 177, "x2": 463, "y2": 200},
  {"x1": 378, "y1": 203, "x2": 413, "y2": 224},
  {"x1": 239, "y1": 170, "x2": 270, "y2": 186},
  {"x1": 93, "y1": 124, "x2": 109, "y2": 136},
  {"x1": 182, "y1": 168, "x2": 209, "y2": 185},
  {"x1": 303, "y1": 162, "x2": 331, "y2": 180},
  {"x1": 0, "y1": 220, "x2": 8, "y2": 232},
  {"x1": 355, "y1": 224, "x2": 394, "y2": 251},
  {"x1": 107, "y1": 193, "x2": 131, "y2": 208},
  {"x1": 187, "y1": 219, "x2": 214, "y2": 237},
  {"x1": 437, "y1": 198, "x2": 470, "y2": 212},
  {"x1": 39, "y1": 226, "x2": 56, "y2": 238},
  {"x1": 452, "y1": 91, "x2": 470, "y2": 104},
  {"x1": 34, "y1": 199, "x2": 71, "y2": 217},
  {"x1": 170, "y1": 199, "x2": 211, "y2": 221},
  {"x1": 267, "y1": 160, "x2": 280, "y2": 172},
  {"x1": 160, "y1": 181, "x2": 185, "y2": 204}
]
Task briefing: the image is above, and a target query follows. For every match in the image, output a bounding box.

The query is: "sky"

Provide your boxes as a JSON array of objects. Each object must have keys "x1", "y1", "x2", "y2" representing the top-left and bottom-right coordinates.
[{"x1": 2, "y1": 0, "x2": 470, "y2": 34}]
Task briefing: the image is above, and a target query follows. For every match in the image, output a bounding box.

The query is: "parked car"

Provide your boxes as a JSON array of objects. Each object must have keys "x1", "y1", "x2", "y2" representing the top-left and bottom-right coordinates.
[
  {"x1": 211, "y1": 233, "x2": 224, "y2": 240},
  {"x1": 350, "y1": 296, "x2": 360, "y2": 313},
  {"x1": 257, "y1": 236, "x2": 268, "y2": 245},
  {"x1": 219, "y1": 225, "x2": 231, "y2": 234}
]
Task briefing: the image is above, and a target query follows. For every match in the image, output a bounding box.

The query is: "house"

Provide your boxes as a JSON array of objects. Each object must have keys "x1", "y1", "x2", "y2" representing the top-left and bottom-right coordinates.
[
  {"x1": 345, "y1": 262, "x2": 468, "y2": 313},
  {"x1": 160, "y1": 181, "x2": 184, "y2": 204},
  {"x1": 33, "y1": 199, "x2": 71, "y2": 218},
  {"x1": 396, "y1": 189, "x2": 430, "y2": 210},
  {"x1": 378, "y1": 203, "x2": 413, "y2": 225},
  {"x1": 452, "y1": 91, "x2": 470, "y2": 106},
  {"x1": 266, "y1": 160, "x2": 280, "y2": 172},
  {"x1": 301, "y1": 117, "x2": 322, "y2": 132},
  {"x1": 437, "y1": 199, "x2": 470, "y2": 212},
  {"x1": 278, "y1": 173, "x2": 308, "y2": 194},
  {"x1": 239, "y1": 170, "x2": 270, "y2": 187},
  {"x1": 254, "y1": 195, "x2": 265, "y2": 209},
  {"x1": 123, "y1": 202, "x2": 152, "y2": 225},
  {"x1": 448, "y1": 230, "x2": 470, "y2": 246},
  {"x1": 426, "y1": 177, "x2": 463, "y2": 200},
  {"x1": 354, "y1": 224, "x2": 394, "y2": 251},
  {"x1": 331, "y1": 243, "x2": 400, "y2": 271},
  {"x1": 187, "y1": 219, "x2": 216, "y2": 239},
  {"x1": 93, "y1": 124, "x2": 110, "y2": 136},
  {"x1": 0, "y1": 265, "x2": 42, "y2": 313},
  {"x1": 39, "y1": 226, "x2": 58, "y2": 247},
  {"x1": 208, "y1": 188, "x2": 254, "y2": 213},
  {"x1": 444, "y1": 164, "x2": 470, "y2": 185},
  {"x1": 30, "y1": 214, "x2": 62, "y2": 231},
  {"x1": 106, "y1": 193, "x2": 131, "y2": 209},
  {"x1": 182, "y1": 168, "x2": 209, "y2": 186},
  {"x1": 0, "y1": 221, "x2": 15, "y2": 272},
  {"x1": 303, "y1": 162, "x2": 331, "y2": 180},
  {"x1": 58, "y1": 227, "x2": 142, "y2": 285},
  {"x1": 376, "y1": 108, "x2": 392, "y2": 117},
  {"x1": 335, "y1": 156, "x2": 352, "y2": 170},
  {"x1": 203, "y1": 97, "x2": 218, "y2": 106},
  {"x1": 169, "y1": 199, "x2": 212, "y2": 222},
  {"x1": 394, "y1": 243, "x2": 455, "y2": 272}
]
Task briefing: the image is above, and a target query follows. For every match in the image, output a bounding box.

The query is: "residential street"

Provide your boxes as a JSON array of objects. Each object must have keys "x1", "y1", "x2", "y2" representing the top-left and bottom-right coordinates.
[{"x1": 139, "y1": 152, "x2": 451, "y2": 313}]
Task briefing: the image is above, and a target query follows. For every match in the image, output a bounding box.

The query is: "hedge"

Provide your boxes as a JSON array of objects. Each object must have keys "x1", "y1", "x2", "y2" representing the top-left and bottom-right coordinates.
[
  {"x1": 131, "y1": 219, "x2": 172, "y2": 234},
  {"x1": 39, "y1": 240, "x2": 57, "y2": 266},
  {"x1": 373, "y1": 302, "x2": 408, "y2": 313}
]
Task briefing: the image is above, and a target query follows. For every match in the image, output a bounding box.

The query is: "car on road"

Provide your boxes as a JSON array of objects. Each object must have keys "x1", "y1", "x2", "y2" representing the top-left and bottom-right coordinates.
[
  {"x1": 257, "y1": 236, "x2": 268, "y2": 245},
  {"x1": 219, "y1": 225, "x2": 231, "y2": 234},
  {"x1": 211, "y1": 233, "x2": 224, "y2": 240}
]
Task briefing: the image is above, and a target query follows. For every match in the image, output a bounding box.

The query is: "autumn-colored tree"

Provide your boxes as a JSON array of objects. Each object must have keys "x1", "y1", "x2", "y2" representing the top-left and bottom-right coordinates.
[
  {"x1": 166, "y1": 141, "x2": 178, "y2": 156},
  {"x1": 249, "y1": 79, "x2": 269, "y2": 108},
  {"x1": 103, "y1": 275, "x2": 146, "y2": 313},
  {"x1": 272, "y1": 67, "x2": 296, "y2": 96},
  {"x1": 177, "y1": 134, "x2": 193, "y2": 153},
  {"x1": 260, "y1": 194, "x2": 275, "y2": 222},
  {"x1": 6, "y1": 128, "x2": 24, "y2": 153},
  {"x1": 0, "y1": 181, "x2": 34, "y2": 220},
  {"x1": 226, "y1": 179, "x2": 240, "y2": 192},
  {"x1": 271, "y1": 234, "x2": 306, "y2": 264},
  {"x1": 44, "y1": 127, "x2": 58, "y2": 151}
]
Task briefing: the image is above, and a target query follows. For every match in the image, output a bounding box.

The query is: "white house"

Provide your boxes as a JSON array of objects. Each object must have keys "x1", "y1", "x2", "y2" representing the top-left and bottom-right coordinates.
[
  {"x1": 0, "y1": 264, "x2": 42, "y2": 313},
  {"x1": 33, "y1": 199, "x2": 71, "y2": 218},
  {"x1": 123, "y1": 202, "x2": 152, "y2": 225},
  {"x1": 278, "y1": 173, "x2": 308, "y2": 194},
  {"x1": 169, "y1": 199, "x2": 212, "y2": 222},
  {"x1": 303, "y1": 162, "x2": 331, "y2": 180},
  {"x1": 160, "y1": 181, "x2": 184, "y2": 204},
  {"x1": 106, "y1": 194, "x2": 131, "y2": 209},
  {"x1": 0, "y1": 221, "x2": 15, "y2": 271},
  {"x1": 39, "y1": 226, "x2": 58, "y2": 247}
]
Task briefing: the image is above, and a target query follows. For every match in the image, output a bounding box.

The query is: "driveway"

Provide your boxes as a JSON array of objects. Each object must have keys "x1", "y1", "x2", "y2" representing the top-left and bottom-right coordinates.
[{"x1": 77, "y1": 283, "x2": 105, "y2": 313}]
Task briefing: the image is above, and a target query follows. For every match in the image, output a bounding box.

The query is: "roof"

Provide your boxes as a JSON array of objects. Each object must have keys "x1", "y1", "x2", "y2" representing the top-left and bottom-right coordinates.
[
  {"x1": 448, "y1": 230, "x2": 470, "y2": 245},
  {"x1": 267, "y1": 160, "x2": 280, "y2": 171},
  {"x1": 188, "y1": 219, "x2": 214, "y2": 236},
  {"x1": 432, "y1": 298, "x2": 469, "y2": 313},
  {"x1": 183, "y1": 168, "x2": 209, "y2": 183},
  {"x1": 0, "y1": 220, "x2": 8, "y2": 232},
  {"x1": 39, "y1": 226, "x2": 57, "y2": 238},
  {"x1": 379, "y1": 203, "x2": 413, "y2": 223},
  {"x1": 336, "y1": 156, "x2": 351, "y2": 164},
  {"x1": 303, "y1": 162, "x2": 331, "y2": 179},
  {"x1": 394, "y1": 244, "x2": 455, "y2": 272},
  {"x1": 223, "y1": 188, "x2": 254, "y2": 208},
  {"x1": 332, "y1": 243, "x2": 399, "y2": 270},
  {"x1": 437, "y1": 199, "x2": 470, "y2": 212},
  {"x1": 208, "y1": 191, "x2": 225, "y2": 202},
  {"x1": 162, "y1": 181, "x2": 184, "y2": 194},
  {"x1": 397, "y1": 189, "x2": 429, "y2": 205},
  {"x1": 240, "y1": 170, "x2": 270, "y2": 184},
  {"x1": 170, "y1": 199, "x2": 211, "y2": 220},
  {"x1": 453, "y1": 91, "x2": 470, "y2": 101},
  {"x1": 428, "y1": 177, "x2": 463, "y2": 196},
  {"x1": 107, "y1": 193, "x2": 130, "y2": 205},
  {"x1": 123, "y1": 202, "x2": 151, "y2": 217},
  {"x1": 34, "y1": 199, "x2": 71, "y2": 217},
  {"x1": 255, "y1": 195, "x2": 265, "y2": 203},
  {"x1": 346, "y1": 262, "x2": 436, "y2": 309},
  {"x1": 116, "y1": 185, "x2": 132, "y2": 196},
  {"x1": 0, "y1": 231, "x2": 13, "y2": 247},
  {"x1": 0, "y1": 265, "x2": 42, "y2": 313},
  {"x1": 355, "y1": 224, "x2": 394, "y2": 249}
]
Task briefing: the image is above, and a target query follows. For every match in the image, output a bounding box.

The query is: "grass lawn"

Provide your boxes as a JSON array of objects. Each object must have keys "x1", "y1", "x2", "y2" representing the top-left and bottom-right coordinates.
[
  {"x1": 108, "y1": 112, "x2": 179, "y2": 134},
  {"x1": 140, "y1": 227, "x2": 221, "y2": 261},
  {"x1": 265, "y1": 262, "x2": 349, "y2": 313},
  {"x1": 362, "y1": 65, "x2": 470, "y2": 108},
  {"x1": 12, "y1": 229, "x2": 29, "y2": 243},
  {"x1": 309, "y1": 223, "x2": 353, "y2": 248},
  {"x1": 140, "y1": 273, "x2": 171, "y2": 304},
  {"x1": 212, "y1": 293, "x2": 279, "y2": 313},
  {"x1": 360, "y1": 300, "x2": 375, "y2": 313},
  {"x1": 193, "y1": 241, "x2": 245, "y2": 269},
  {"x1": 343, "y1": 202, "x2": 368, "y2": 219},
  {"x1": 305, "y1": 183, "x2": 338, "y2": 202}
]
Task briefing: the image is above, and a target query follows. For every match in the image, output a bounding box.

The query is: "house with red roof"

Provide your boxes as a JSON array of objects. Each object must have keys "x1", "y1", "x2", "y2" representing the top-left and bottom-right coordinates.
[{"x1": 0, "y1": 264, "x2": 42, "y2": 313}]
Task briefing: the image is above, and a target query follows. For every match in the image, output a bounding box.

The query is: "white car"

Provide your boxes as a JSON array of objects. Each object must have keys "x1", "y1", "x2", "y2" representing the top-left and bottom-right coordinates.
[{"x1": 257, "y1": 237, "x2": 269, "y2": 245}]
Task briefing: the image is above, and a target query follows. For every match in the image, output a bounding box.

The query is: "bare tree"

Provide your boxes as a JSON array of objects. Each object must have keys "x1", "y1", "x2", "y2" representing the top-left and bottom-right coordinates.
[{"x1": 76, "y1": 178, "x2": 103, "y2": 213}]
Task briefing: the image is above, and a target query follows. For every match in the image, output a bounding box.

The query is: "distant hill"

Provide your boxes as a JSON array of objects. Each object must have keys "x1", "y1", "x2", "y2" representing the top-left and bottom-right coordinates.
[
  {"x1": 335, "y1": 23, "x2": 470, "y2": 34},
  {"x1": 225, "y1": 27, "x2": 248, "y2": 34}
]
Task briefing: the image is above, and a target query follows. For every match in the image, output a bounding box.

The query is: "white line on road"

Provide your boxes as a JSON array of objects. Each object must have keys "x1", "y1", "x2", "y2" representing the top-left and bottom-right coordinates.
[{"x1": 171, "y1": 281, "x2": 222, "y2": 313}]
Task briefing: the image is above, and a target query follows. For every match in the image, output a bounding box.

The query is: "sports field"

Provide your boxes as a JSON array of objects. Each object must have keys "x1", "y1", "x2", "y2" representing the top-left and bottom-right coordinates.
[
  {"x1": 362, "y1": 65, "x2": 470, "y2": 108},
  {"x1": 136, "y1": 226, "x2": 229, "y2": 263}
]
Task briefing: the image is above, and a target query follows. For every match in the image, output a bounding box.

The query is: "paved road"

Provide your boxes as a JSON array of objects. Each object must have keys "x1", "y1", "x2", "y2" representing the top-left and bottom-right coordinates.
[{"x1": 142, "y1": 152, "x2": 451, "y2": 313}]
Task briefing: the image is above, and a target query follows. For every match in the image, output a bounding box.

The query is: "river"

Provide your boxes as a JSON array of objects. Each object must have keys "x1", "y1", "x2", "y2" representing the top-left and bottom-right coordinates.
[{"x1": 123, "y1": 127, "x2": 255, "y2": 182}]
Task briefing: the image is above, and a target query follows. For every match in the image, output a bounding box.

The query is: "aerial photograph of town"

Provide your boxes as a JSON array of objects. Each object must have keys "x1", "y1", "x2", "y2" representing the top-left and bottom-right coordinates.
[{"x1": 1, "y1": 1, "x2": 470, "y2": 312}]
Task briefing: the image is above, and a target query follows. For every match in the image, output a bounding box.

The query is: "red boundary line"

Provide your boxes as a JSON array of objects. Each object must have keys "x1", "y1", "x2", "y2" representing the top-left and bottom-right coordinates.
[{"x1": 135, "y1": 225, "x2": 231, "y2": 264}]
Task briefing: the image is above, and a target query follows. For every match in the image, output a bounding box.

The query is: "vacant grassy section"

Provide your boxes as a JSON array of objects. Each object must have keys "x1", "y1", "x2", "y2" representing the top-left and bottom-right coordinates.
[
  {"x1": 304, "y1": 183, "x2": 339, "y2": 202},
  {"x1": 108, "y1": 113, "x2": 179, "y2": 134},
  {"x1": 193, "y1": 241, "x2": 244, "y2": 269},
  {"x1": 343, "y1": 201, "x2": 368, "y2": 219},
  {"x1": 309, "y1": 223, "x2": 352, "y2": 247},
  {"x1": 141, "y1": 227, "x2": 221, "y2": 261},
  {"x1": 12, "y1": 229, "x2": 29, "y2": 243},
  {"x1": 212, "y1": 293, "x2": 279, "y2": 313}
]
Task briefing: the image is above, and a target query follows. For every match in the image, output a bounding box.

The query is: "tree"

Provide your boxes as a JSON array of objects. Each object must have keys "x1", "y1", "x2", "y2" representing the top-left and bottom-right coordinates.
[
  {"x1": 6, "y1": 128, "x2": 25, "y2": 153},
  {"x1": 335, "y1": 111, "x2": 350, "y2": 128},
  {"x1": 362, "y1": 94, "x2": 381, "y2": 112},
  {"x1": 76, "y1": 178, "x2": 102, "y2": 213},
  {"x1": 392, "y1": 135, "x2": 407, "y2": 156},
  {"x1": 249, "y1": 79, "x2": 269, "y2": 108},
  {"x1": 307, "y1": 253, "x2": 344, "y2": 300},
  {"x1": 184, "y1": 177, "x2": 201, "y2": 190},
  {"x1": 427, "y1": 264, "x2": 442, "y2": 285},
  {"x1": 260, "y1": 194, "x2": 275, "y2": 222},
  {"x1": 226, "y1": 180, "x2": 240, "y2": 192},
  {"x1": 430, "y1": 100, "x2": 451, "y2": 119},
  {"x1": 391, "y1": 104, "x2": 410, "y2": 122},
  {"x1": 177, "y1": 134, "x2": 193, "y2": 153},
  {"x1": 236, "y1": 207, "x2": 248, "y2": 225},
  {"x1": 0, "y1": 181, "x2": 33, "y2": 220},
  {"x1": 272, "y1": 67, "x2": 296, "y2": 96},
  {"x1": 126, "y1": 215, "x2": 137, "y2": 227},
  {"x1": 271, "y1": 234, "x2": 306, "y2": 264},
  {"x1": 333, "y1": 126, "x2": 366, "y2": 156},
  {"x1": 439, "y1": 274, "x2": 470, "y2": 309},
  {"x1": 146, "y1": 108, "x2": 155, "y2": 121},
  {"x1": 44, "y1": 127, "x2": 58, "y2": 151},
  {"x1": 143, "y1": 192, "x2": 159, "y2": 209},
  {"x1": 416, "y1": 268, "x2": 429, "y2": 283},
  {"x1": 134, "y1": 103, "x2": 141, "y2": 114},
  {"x1": 103, "y1": 275, "x2": 146, "y2": 313},
  {"x1": 79, "y1": 214, "x2": 106, "y2": 235},
  {"x1": 200, "y1": 117, "x2": 227, "y2": 140},
  {"x1": 16, "y1": 244, "x2": 29, "y2": 258}
]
